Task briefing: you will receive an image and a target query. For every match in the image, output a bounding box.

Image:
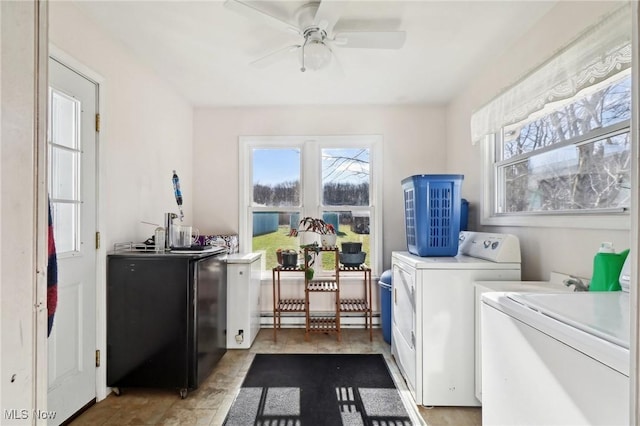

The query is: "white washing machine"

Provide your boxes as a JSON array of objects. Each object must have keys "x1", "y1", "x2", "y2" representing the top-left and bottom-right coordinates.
[
  {"x1": 473, "y1": 280, "x2": 574, "y2": 402},
  {"x1": 391, "y1": 231, "x2": 522, "y2": 407},
  {"x1": 481, "y1": 288, "x2": 630, "y2": 425}
]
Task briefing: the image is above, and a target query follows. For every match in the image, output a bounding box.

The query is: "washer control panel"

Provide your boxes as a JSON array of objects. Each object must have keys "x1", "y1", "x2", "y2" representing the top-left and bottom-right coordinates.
[{"x1": 458, "y1": 231, "x2": 521, "y2": 263}]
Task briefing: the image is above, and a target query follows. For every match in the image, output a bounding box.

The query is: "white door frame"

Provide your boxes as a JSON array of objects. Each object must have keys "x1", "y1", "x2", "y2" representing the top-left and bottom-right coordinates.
[
  {"x1": 48, "y1": 45, "x2": 109, "y2": 402},
  {"x1": 35, "y1": 0, "x2": 50, "y2": 418},
  {"x1": 630, "y1": 3, "x2": 640, "y2": 424}
]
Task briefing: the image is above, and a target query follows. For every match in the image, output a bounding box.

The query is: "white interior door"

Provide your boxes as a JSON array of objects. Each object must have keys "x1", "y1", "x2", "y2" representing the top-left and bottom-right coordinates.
[{"x1": 47, "y1": 58, "x2": 97, "y2": 425}]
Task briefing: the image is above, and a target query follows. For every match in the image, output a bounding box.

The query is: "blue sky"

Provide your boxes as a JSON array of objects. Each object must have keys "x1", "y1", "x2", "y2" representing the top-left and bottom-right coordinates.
[
  {"x1": 253, "y1": 148, "x2": 300, "y2": 186},
  {"x1": 253, "y1": 147, "x2": 370, "y2": 186}
]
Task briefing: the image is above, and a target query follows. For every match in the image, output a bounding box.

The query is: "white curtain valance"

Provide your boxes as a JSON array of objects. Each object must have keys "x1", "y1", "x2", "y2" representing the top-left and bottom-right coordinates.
[{"x1": 470, "y1": 3, "x2": 632, "y2": 145}]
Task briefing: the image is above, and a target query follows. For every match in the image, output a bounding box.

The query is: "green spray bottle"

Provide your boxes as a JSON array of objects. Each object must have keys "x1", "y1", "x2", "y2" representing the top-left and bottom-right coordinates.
[{"x1": 589, "y1": 242, "x2": 629, "y2": 292}]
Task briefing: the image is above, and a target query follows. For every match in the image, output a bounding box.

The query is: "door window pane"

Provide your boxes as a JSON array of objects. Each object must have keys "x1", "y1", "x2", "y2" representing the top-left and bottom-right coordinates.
[
  {"x1": 51, "y1": 202, "x2": 78, "y2": 253},
  {"x1": 50, "y1": 148, "x2": 78, "y2": 200},
  {"x1": 322, "y1": 148, "x2": 370, "y2": 206},
  {"x1": 50, "y1": 90, "x2": 79, "y2": 149},
  {"x1": 252, "y1": 148, "x2": 300, "y2": 206}
]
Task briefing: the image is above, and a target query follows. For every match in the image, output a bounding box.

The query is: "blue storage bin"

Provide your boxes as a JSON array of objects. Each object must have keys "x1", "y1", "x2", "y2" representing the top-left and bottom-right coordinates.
[
  {"x1": 290, "y1": 213, "x2": 300, "y2": 232},
  {"x1": 379, "y1": 270, "x2": 392, "y2": 345},
  {"x1": 253, "y1": 212, "x2": 279, "y2": 236},
  {"x1": 402, "y1": 174, "x2": 464, "y2": 257},
  {"x1": 322, "y1": 212, "x2": 339, "y2": 233}
]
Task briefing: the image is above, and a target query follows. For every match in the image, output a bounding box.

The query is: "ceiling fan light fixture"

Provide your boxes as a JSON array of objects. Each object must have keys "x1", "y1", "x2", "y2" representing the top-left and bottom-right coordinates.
[{"x1": 302, "y1": 39, "x2": 331, "y2": 71}]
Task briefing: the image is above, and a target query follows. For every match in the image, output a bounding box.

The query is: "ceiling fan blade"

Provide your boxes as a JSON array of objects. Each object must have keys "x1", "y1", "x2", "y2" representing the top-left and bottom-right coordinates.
[
  {"x1": 224, "y1": 0, "x2": 301, "y2": 35},
  {"x1": 327, "y1": 46, "x2": 346, "y2": 78},
  {"x1": 313, "y1": 0, "x2": 343, "y2": 36},
  {"x1": 333, "y1": 31, "x2": 406, "y2": 49},
  {"x1": 249, "y1": 44, "x2": 301, "y2": 68}
]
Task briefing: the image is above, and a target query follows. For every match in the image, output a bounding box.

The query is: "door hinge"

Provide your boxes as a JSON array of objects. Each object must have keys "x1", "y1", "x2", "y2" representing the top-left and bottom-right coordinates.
[
  {"x1": 95, "y1": 349, "x2": 101, "y2": 367},
  {"x1": 95, "y1": 231, "x2": 100, "y2": 250},
  {"x1": 95, "y1": 113, "x2": 100, "y2": 133}
]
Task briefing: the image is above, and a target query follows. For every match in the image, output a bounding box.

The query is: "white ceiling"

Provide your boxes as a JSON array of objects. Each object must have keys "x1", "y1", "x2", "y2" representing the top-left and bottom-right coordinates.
[{"x1": 73, "y1": 0, "x2": 557, "y2": 107}]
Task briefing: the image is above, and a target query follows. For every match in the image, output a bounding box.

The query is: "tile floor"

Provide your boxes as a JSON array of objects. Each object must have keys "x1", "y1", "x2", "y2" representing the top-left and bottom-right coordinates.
[{"x1": 70, "y1": 328, "x2": 481, "y2": 426}]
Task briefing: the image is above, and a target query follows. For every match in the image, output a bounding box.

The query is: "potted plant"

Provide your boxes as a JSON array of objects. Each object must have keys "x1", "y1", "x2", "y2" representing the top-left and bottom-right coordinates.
[
  {"x1": 289, "y1": 217, "x2": 337, "y2": 247},
  {"x1": 300, "y1": 242, "x2": 321, "y2": 280},
  {"x1": 276, "y1": 248, "x2": 298, "y2": 268},
  {"x1": 320, "y1": 223, "x2": 337, "y2": 247},
  {"x1": 288, "y1": 217, "x2": 339, "y2": 279}
]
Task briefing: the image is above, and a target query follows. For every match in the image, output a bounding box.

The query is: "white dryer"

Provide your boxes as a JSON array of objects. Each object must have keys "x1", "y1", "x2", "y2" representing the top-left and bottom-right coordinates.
[
  {"x1": 481, "y1": 291, "x2": 630, "y2": 425},
  {"x1": 391, "y1": 231, "x2": 521, "y2": 407}
]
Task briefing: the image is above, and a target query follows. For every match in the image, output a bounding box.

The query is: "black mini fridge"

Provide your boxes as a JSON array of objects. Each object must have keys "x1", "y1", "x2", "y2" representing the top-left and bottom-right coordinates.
[{"x1": 106, "y1": 249, "x2": 227, "y2": 398}]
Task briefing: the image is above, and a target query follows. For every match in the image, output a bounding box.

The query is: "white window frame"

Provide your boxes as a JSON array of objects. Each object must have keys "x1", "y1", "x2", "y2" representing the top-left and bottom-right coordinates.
[
  {"x1": 481, "y1": 126, "x2": 631, "y2": 230},
  {"x1": 239, "y1": 135, "x2": 383, "y2": 277}
]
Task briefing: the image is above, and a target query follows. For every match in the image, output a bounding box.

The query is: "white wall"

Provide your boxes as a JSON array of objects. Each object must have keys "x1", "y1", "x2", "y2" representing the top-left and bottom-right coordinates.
[
  {"x1": 48, "y1": 1, "x2": 195, "y2": 401},
  {"x1": 193, "y1": 105, "x2": 447, "y2": 270},
  {"x1": 49, "y1": 2, "x2": 194, "y2": 249},
  {"x1": 446, "y1": 1, "x2": 630, "y2": 280},
  {"x1": 0, "y1": 1, "x2": 46, "y2": 424}
]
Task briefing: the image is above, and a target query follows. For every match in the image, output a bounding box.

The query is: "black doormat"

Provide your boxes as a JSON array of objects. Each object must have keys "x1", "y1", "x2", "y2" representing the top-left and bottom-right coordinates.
[{"x1": 224, "y1": 353, "x2": 414, "y2": 426}]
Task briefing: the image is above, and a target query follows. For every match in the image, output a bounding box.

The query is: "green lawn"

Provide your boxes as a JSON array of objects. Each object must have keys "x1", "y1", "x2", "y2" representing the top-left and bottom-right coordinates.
[{"x1": 253, "y1": 225, "x2": 370, "y2": 271}]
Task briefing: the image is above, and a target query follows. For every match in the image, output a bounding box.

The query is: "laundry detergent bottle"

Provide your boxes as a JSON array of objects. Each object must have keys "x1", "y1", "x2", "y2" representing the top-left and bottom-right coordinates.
[{"x1": 589, "y1": 243, "x2": 629, "y2": 292}]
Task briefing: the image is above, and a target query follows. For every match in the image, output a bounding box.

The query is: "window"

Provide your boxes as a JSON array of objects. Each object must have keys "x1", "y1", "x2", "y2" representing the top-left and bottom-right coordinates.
[
  {"x1": 496, "y1": 72, "x2": 631, "y2": 214},
  {"x1": 239, "y1": 136, "x2": 382, "y2": 276},
  {"x1": 473, "y1": 4, "x2": 632, "y2": 229},
  {"x1": 48, "y1": 88, "x2": 81, "y2": 254}
]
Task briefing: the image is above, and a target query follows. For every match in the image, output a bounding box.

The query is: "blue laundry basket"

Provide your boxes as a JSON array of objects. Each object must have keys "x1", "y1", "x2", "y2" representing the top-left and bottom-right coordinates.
[{"x1": 402, "y1": 174, "x2": 464, "y2": 256}]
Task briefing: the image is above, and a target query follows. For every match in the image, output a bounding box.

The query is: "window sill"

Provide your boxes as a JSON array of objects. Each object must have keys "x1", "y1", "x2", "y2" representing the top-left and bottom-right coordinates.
[{"x1": 481, "y1": 212, "x2": 630, "y2": 230}]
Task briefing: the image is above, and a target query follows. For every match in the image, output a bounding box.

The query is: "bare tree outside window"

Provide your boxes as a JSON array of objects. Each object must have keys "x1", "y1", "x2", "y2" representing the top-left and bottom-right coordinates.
[
  {"x1": 498, "y1": 73, "x2": 631, "y2": 213},
  {"x1": 322, "y1": 148, "x2": 370, "y2": 206}
]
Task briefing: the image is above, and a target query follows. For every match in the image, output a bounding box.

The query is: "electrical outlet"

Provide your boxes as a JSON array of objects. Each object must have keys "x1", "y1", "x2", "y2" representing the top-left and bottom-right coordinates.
[{"x1": 235, "y1": 330, "x2": 244, "y2": 344}]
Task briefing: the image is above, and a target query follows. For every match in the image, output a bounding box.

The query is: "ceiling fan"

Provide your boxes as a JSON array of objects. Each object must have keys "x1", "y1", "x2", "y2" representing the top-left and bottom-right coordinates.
[{"x1": 224, "y1": 0, "x2": 406, "y2": 72}]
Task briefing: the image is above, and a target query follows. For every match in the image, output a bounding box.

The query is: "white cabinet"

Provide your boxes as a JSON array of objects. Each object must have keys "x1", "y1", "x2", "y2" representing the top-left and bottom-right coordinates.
[{"x1": 226, "y1": 252, "x2": 262, "y2": 349}]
